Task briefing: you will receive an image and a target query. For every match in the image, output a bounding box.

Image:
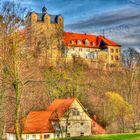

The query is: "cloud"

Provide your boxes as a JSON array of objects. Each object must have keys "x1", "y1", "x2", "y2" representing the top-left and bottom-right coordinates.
[
  {"x1": 65, "y1": 6, "x2": 140, "y2": 50},
  {"x1": 65, "y1": 7, "x2": 140, "y2": 30}
]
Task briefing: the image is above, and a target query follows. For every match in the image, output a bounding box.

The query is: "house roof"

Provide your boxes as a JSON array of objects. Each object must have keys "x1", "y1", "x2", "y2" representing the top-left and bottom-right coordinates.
[
  {"x1": 64, "y1": 32, "x2": 120, "y2": 48},
  {"x1": 22, "y1": 98, "x2": 76, "y2": 134},
  {"x1": 23, "y1": 111, "x2": 55, "y2": 134},
  {"x1": 47, "y1": 98, "x2": 76, "y2": 120},
  {"x1": 92, "y1": 118, "x2": 107, "y2": 134}
]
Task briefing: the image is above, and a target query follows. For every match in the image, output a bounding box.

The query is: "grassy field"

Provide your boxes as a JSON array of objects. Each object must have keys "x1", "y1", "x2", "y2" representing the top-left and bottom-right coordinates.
[{"x1": 50, "y1": 133, "x2": 140, "y2": 140}]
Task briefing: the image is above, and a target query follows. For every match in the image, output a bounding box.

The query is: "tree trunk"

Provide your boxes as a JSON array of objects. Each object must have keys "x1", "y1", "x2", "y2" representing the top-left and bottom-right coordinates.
[{"x1": 15, "y1": 82, "x2": 22, "y2": 140}]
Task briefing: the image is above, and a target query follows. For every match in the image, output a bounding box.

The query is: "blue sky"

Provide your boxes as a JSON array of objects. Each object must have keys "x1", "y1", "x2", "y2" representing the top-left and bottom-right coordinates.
[{"x1": 2, "y1": 0, "x2": 140, "y2": 51}]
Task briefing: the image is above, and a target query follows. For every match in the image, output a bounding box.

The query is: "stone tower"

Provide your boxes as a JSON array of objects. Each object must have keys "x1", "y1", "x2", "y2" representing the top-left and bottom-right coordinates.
[{"x1": 26, "y1": 7, "x2": 64, "y2": 65}]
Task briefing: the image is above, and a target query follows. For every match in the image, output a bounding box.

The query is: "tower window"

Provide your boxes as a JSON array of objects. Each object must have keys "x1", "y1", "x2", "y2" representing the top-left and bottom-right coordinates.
[{"x1": 116, "y1": 48, "x2": 119, "y2": 53}]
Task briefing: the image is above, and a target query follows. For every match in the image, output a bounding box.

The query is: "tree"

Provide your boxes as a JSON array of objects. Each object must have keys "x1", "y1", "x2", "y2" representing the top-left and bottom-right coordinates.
[
  {"x1": 44, "y1": 57, "x2": 87, "y2": 102},
  {"x1": 122, "y1": 48, "x2": 140, "y2": 132},
  {"x1": 0, "y1": 1, "x2": 28, "y2": 140},
  {"x1": 104, "y1": 92, "x2": 132, "y2": 133}
]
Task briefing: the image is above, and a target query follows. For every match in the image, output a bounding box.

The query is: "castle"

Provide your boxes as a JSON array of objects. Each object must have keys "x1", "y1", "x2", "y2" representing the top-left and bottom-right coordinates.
[{"x1": 27, "y1": 7, "x2": 121, "y2": 66}]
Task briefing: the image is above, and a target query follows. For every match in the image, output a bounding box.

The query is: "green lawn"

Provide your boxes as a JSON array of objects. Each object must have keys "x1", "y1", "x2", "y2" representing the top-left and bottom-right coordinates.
[{"x1": 49, "y1": 133, "x2": 140, "y2": 140}]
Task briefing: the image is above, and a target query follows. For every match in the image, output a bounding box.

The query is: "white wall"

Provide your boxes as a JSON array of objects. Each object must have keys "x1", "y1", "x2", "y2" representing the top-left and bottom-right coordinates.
[{"x1": 6, "y1": 133, "x2": 16, "y2": 140}]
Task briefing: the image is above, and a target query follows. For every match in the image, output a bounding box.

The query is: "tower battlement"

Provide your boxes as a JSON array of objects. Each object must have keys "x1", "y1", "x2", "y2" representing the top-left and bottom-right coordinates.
[{"x1": 27, "y1": 7, "x2": 63, "y2": 26}]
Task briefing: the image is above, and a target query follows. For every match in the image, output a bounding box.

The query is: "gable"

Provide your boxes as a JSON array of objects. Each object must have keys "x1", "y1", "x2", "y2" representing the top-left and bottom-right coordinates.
[{"x1": 61, "y1": 99, "x2": 92, "y2": 121}]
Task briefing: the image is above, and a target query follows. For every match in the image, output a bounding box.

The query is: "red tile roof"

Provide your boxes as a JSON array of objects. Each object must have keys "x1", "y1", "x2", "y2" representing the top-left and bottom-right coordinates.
[
  {"x1": 22, "y1": 98, "x2": 76, "y2": 133},
  {"x1": 64, "y1": 32, "x2": 120, "y2": 48},
  {"x1": 23, "y1": 111, "x2": 55, "y2": 134},
  {"x1": 92, "y1": 118, "x2": 107, "y2": 134},
  {"x1": 47, "y1": 98, "x2": 76, "y2": 120}
]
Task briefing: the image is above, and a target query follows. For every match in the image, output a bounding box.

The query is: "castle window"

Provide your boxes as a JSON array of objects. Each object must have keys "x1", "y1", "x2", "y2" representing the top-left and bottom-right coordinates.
[
  {"x1": 111, "y1": 48, "x2": 114, "y2": 53},
  {"x1": 77, "y1": 40, "x2": 82, "y2": 45},
  {"x1": 87, "y1": 48, "x2": 90, "y2": 52},
  {"x1": 72, "y1": 47, "x2": 75, "y2": 51},
  {"x1": 26, "y1": 135, "x2": 29, "y2": 139},
  {"x1": 116, "y1": 48, "x2": 119, "y2": 53},
  {"x1": 70, "y1": 40, "x2": 74, "y2": 45},
  {"x1": 94, "y1": 52, "x2": 98, "y2": 59},
  {"x1": 111, "y1": 55, "x2": 114, "y2": 60},
  {"x1": 79, "y1": 48, "x2": 83, "y2": 52},
  {"x1": 116, "y1": 56, "x2": 119, "y2": 60},
  {"x1": 85, "y1": 40, "x2": 90, "y2": 45},
  {"x1": 32, "y1": 134, "x2": 36, "y2": 139},
  {"x1": 91, "y1": 42, "x2": 95, "y2": 46}
]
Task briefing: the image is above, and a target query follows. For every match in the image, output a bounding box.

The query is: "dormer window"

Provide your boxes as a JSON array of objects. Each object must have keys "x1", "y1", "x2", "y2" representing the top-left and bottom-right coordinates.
[
  {"x1": 85, "y1": 40, "x2": 89, "y2": 45},
  {"x1": 91, "y1": 42, "x2": 95, "y2": 46},
  {"x1": 77, "y1": 40, "x2": 82, "y2": 45},
  {"x1": 70, "y1": 40, "x2": 74, "y2": 45}
]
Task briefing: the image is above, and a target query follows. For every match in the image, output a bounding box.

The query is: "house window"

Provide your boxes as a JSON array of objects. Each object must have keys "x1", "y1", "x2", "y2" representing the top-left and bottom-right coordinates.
[
  {"x1": 81, "y1": 122, "x2": 84, "y2": 125},
  {"x1": 73, "y1": 110, "x2": 76, "y2": 116},
  {"x1": 32, "y1": 134, "x2": 36, "y2": 139},
  {"x1": 111, "y1": 48, "x2": 114, "y2": 53},
  {"x1": 73, "y1": 110, "x2": 80, "y2": 116},
  {"x1": 72, "y1": 47, "x2": 75, "y2": 51},
  {"x1": 80, "y1": 132, "x2": 84, "y2": 136},
  {"x1": 57, "y1": 134, "x2": 60, "y2": 138},
  {"x1": 66, "y1": 133, "x2": 71, "y2": 137},
  {"x1": 44, "y1": 134, "x2": 50, "y2": 139},
  {"x1": 77, "y1": 111, "x2": 80, "y2": 115},
  {"x1": 26, "y1": 135, "x2": 29, "y2": 140},
  {"x1": 68, "y1": 122, "x2": 71, "y2": 126}
]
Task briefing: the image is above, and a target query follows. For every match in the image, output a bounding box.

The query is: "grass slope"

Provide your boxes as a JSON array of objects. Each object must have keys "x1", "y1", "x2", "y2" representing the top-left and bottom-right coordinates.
[{"x1": 50, "y1": 133, "x2": 140, "y2": 140}]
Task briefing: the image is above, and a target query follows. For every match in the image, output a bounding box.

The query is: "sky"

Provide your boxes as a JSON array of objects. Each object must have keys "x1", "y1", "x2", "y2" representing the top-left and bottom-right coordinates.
[{"x1": 2, "y1": 0, "x2": 140, "y2": 51}]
